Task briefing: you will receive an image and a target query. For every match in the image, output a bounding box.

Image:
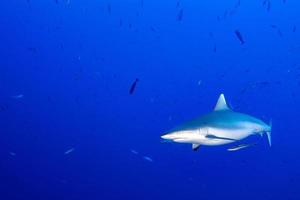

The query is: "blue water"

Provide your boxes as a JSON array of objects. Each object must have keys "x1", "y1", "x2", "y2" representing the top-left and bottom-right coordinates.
[{"x1": 0, "y1": 0, "x2": 299, "y2": 199}]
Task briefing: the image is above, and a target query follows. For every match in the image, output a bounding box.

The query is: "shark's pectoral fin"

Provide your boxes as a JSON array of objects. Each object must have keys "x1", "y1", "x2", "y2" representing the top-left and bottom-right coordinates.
[
  {"x1": 192, "y1": 144, "x2": 201, "y2": 151},
  {"x1": 205, "y1": 134, "x2": 237, "y2": 141},
  {"x1": 227, "y1": 143, "x2": 255, "y2": 151}
]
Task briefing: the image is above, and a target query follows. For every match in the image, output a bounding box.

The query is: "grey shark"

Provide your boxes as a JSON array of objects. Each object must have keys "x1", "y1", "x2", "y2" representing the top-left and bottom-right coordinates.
[{"x1": 161, "y1": 94, "x2": 271, "y2": 151}]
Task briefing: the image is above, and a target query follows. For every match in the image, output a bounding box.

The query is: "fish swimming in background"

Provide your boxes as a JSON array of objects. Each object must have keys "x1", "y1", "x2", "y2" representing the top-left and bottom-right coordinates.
[
  {"x1": 234, "y1": 30, "x2": 245, "y2": 45},
  {"x1": 130, "y1": 149, "x2": 139, "y2": 155},
  {"x1": 107, "y1": 3, "x2": 112, "y2": 14},
  {"x1": 140, "y1": 0, "x2": 144, "y2": 8},
  {"x1": 143, "y1": 156, "x2": 153, "y2": 162},
  {"x1": 64, "y1": 148, "x2": 75, "y2": 155},
  {"x1": 177, "y1": 9, "x2": 184, "y2": 21},
  {"x1": 161, "y1": 94, "x2": 271, "y2": 151},
  {"x1": 12, "y1": 94, "x2": 24, "y2": 99},
  {"x1": 263, "y1": 0, "x2": 271, "y2": 11},
  {"x1": 129, "y1": 78, "x2": 139, "y2": 95},
  {"x1": 9, "y1": 152, "x2": 16, "y2": 157}
]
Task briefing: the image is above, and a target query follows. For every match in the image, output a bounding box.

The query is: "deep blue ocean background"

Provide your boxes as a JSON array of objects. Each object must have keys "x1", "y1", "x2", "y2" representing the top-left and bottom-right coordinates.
[{"x1": 0, "y1": 0, "x2": 300, "y2": 199}]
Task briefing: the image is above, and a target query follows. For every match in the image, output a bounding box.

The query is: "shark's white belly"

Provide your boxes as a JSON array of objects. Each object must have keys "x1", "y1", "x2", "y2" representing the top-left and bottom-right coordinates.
[
  {"x1": 201, "y1": 127, "x2": 253, "y2": 146},
  {"x1": 172, "y1": 127, "x2": 254, "y2": 146}
]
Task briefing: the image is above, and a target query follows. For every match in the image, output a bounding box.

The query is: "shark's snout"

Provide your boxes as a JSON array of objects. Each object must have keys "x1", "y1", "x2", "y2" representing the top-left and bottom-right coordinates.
[{"x1": 161, "y1": 133, "x2": 176, "y2": 140}]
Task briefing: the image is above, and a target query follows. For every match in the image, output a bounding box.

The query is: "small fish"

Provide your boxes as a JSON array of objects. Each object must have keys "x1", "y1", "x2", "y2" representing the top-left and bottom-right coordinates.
[
  {"x1": 9, "y1": 152, "x2": 16, "y2": 157},
  {"x1": 140, "y1": 0, "x2": 144, "y2": 8},
  {"x1": 213, "y1": 44, "x2": 217, "y2": 53},
  {"x1": 12, "y1": 94, "x2": 24, "y2": 99},
  {"x1": 55, "y1": 0, "x2": 58, "y2": 4},
  {"x1": 263, "y1": 0, "x2": 267, "y2": 6},
  {"x1": 143, "y1": 156, "x2": 153, "y2": 162},
  {"x1": 130, "y1": 149, "x2": 139, "y2": 155},
  {"x1": 150, "y1": 26, "x2": 157, "y2": 32},
  {"x1": 235, "y1": 0, "x2": 241, "y2": 8},
  {"x1": 176, "y1": 1, "x2": 180, "y2": 8},
  {"x1": 129, "y1": 78, "x2": 139, "y2": 95},
  {"x1": 177, "y1": 9, "x2": 184, "y2": 21},
  {"x1": 234, "y1": 30, "x2": 245, "y2": 45},
  {"x1": 107, "y1": 3, "x2": 111, "y2": 14},
  {"x1": 270, "y1": 24, "x2": 277, "y2": 29},
  {"x1": 267, "y1": 0, "x2": 271, "y2": 11},
  {"x1": 292, "y1": 25, "x2": 296, "y2": 33},
  {"x1": 64, "y1": 148, "x2": 75, "y2": 155},
  {"x1": 27, "y1": 47, "x2": 37, "y2": 53},
  {"x1": 277, "y1": 29, "x2": 283, "y2": 37}
]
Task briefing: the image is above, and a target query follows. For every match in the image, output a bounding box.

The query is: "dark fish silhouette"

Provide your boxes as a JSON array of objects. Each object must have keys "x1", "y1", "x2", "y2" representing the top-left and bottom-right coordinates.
[
  {"x1": 235, "y1": 0, "x2": 241, "y2": 7},
  {"x1": 267, "y1": 0, "x2": 271, "y2": 11},
  {"x1": 263, "y1": 0, "x2": 271, "y2": 11},
  {"x1": 140, "y1": 0, "x2": 144, "y2": 8},
  {"x1": 270, "y1": 24, "x2": 277, "y2": 28},
  {"x1": 107, "y1": 3, "x2": 111, "y2": 14},
  {"x1": 213, "y1": 44, "x2": 217, "y2": 53},
  {"x1": 150, "y1": 26, "x2": 157, "y2": 32},
  {"x1": 234, "y1": 30, "x2": 245, "y2": 45},
  {"x1": 293, "y1": 25, "x2": 296, "y2": 32},
  {"x1": 129, "y1": 78, "x2": 139, "y2": 95},
  {"x1": 177, "y1": 9, "x2": 183, "y2": 21},
  {"x1": 277, "y1": 29, "x2": 283, "y2": 37}
]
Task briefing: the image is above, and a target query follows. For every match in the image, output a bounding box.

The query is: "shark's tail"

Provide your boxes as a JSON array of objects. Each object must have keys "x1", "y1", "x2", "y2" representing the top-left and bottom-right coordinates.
[{"x1": 266, "y1": 120, "x2": 272, "y2": 147}]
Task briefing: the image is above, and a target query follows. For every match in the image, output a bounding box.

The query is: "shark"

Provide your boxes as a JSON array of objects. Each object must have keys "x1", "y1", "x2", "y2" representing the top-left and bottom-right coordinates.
[{"x1": 161, "y1": 94, "x2": 271, "y2": 151}]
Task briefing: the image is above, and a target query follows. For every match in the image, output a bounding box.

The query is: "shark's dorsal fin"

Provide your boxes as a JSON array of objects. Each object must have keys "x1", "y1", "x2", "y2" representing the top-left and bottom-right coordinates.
[{"x1": 214, "y1": 94, "x2": 230, "y2": 111}]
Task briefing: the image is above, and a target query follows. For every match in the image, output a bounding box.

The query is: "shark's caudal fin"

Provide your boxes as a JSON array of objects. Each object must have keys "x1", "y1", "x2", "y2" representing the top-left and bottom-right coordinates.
[
  {"x1": 214, "y1": 94, "x2": 230, "y2": 111},
  {"x1": 266, "y1": 120, "x2": 272, "y2": 147}
]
